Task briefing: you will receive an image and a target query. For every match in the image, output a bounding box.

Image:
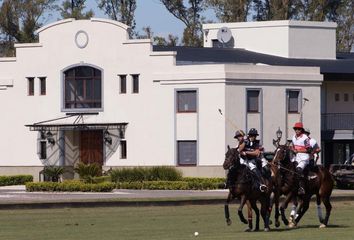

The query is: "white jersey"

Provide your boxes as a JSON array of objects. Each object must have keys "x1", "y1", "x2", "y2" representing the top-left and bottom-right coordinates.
[
  {"x1": 292, "y1": 134, "x2": 310, "y2": 169},
  {"x1": 309, "y1": 138, "x2": 319, "y2": 149}
]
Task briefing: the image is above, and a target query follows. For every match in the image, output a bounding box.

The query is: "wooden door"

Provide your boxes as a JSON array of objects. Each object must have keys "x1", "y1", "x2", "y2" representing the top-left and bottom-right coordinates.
[{"x1": 80, "y1": 130, "x2": 103, "y2": 166}]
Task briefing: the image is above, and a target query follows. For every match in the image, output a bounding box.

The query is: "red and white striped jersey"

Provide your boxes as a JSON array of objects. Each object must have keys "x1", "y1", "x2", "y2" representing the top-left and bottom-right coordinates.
[{"x1": 292, "y1": 134, "x2": 310, "y2": 152}]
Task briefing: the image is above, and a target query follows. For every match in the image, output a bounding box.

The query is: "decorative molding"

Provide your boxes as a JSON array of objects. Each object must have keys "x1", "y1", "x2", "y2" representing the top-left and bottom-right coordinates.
[{"x1": 75, "y1": 30, "x2": 89, "y2": 49}]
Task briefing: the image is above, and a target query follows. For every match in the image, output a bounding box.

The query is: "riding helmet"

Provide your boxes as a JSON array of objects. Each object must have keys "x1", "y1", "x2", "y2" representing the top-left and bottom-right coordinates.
[
  {"x1": 234, "y1": 130, "x2": 245, "y2": 138},
  {"x1": 248, "y1": 128, "x2": 259, "y2": 136}
]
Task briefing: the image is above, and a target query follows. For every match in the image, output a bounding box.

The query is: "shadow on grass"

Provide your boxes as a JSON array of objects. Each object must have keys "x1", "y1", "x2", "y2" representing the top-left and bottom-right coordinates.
[{"x1": 269, "y1": 224, "x2": 349, "y2": 232}]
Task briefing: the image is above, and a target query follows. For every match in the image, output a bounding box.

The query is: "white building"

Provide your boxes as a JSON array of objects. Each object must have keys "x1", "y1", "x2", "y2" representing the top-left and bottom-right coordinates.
[{"x1": 0, "y1": 19, "x2": 352, "y2": 180}]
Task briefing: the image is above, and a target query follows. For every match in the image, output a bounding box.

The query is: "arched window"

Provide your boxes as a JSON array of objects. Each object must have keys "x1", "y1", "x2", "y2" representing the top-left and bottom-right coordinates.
[{"x1": 64, "y1": 66, "x2": 102, "y2": 109}]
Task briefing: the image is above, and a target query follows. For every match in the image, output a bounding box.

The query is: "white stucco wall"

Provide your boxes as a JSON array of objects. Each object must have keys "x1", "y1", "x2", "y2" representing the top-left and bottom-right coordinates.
[
  {"x1": 203, "y1": 20, "x2": 337, "y2": 59},
  {"x1": 0, "y1": 18, "x2": 324, "y2": 178}
]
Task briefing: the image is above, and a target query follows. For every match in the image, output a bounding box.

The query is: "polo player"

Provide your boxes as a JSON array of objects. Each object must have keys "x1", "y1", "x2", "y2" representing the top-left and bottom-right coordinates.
[{"x1": 291, "y1": 122, "x2": 311, "y2": 195}]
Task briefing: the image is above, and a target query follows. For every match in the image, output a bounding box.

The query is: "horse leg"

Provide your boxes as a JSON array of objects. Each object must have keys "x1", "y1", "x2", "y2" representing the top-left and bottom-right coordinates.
[
  {"x1": 249, "y1": 200, "x2": 260, "y2": 232},
  {"x1": 246, "y1": 200, "x2": 253, "y2": 231},
  {"x1": 238, "y1": 195, "x2": 248, "y2": 224},
  {"x1": 261, "y1": 199, "x2": 270, "y2": 232},
  {"x1": 320, "y1": 195, "x2": 332, "y2": 228},
  {"x1": 294, "y1": 195, "x2": 311, "y2": 226},
  {"x1": 224, "y1": 193, "x2": 233, "y2": 226},
  {"x1": 316, "y1": 194, "x2": 324, "y2": 224},
  {"x1": 280, "y1": 192, "x2": 293, "y2": 226},
  {"x1": 273, "y1": 191, "x2": 281, "y2": 228}
]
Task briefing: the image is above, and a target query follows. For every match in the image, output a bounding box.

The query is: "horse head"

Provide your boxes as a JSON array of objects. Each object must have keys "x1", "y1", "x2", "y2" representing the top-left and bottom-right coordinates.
[
  {"x1": 272, "y1": 144, "x2": 291, "y2": 165},
  {"x1": 223, "y1": 145, "x2": 240, "y2": 170}
]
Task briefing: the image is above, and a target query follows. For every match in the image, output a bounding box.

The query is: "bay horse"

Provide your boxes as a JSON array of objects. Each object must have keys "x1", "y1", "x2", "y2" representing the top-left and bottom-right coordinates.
[
  {"x1": 223, "y1": 146, "x2": 271, "y2": 231},
  {"x1": 272, "y1": 144, "x2": 334, "y2": 228}
]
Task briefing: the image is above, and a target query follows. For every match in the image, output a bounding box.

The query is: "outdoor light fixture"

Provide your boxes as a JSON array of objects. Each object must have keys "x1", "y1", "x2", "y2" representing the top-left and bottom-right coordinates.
[
  {"x1": 276, "y1": 127, "x2": 282, "y2": 140},
  {"x1": 104, "y1": 130, "x2": 112, "y2": 145},
  {"x1": 46, "y1": 131, "x2": 55, "y2": 145}
]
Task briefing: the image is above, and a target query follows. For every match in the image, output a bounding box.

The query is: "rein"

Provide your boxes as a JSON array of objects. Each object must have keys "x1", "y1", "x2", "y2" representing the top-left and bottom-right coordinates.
[{"x1": 271, "y1": 148, "x2": 302, "y2": 177}]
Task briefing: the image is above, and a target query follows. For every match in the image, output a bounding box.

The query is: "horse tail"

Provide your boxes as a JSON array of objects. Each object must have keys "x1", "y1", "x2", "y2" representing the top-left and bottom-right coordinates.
[{"x1": 318, "y1": 166, "x2": 334, "y2": 197}]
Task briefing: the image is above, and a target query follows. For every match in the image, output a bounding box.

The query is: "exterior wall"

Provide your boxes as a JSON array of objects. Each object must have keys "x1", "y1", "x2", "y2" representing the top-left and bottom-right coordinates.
[
  {"x1": 323, "y1": 82, "x2": 354, "y2": 113},
  {"x1": 203, "y1": 20, "x2": 337, "y2": 59},
  {"x1": 224, "y1": 65, "x2": 323, "y2": 152},
  {"x1": 0, "y1": 18, "x2": 324, "y2": 178}
]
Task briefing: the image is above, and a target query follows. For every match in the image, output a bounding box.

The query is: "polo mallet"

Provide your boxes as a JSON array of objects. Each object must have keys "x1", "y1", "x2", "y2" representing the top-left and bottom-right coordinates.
[
  {"x1": 300, "y1": 98, "x2": 309, "y2": 122},
  {"x1": 218, "y1": 109, "x2": 239, "y2": 131}
]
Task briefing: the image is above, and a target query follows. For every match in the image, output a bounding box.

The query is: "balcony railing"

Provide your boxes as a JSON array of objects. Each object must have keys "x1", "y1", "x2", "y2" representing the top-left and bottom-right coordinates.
[{"x1": 322, "y1": 113, "x2": 354, "y2": 130}]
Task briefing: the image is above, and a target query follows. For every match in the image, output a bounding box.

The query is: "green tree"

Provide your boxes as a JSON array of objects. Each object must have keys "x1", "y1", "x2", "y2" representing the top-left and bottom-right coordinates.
[
  {"x1": 154, "y1": 34, "x2": 179, "y2": 46},
  {"x1": 207, "y1": 0, "x2": 252, "y2": 22},
  {"x1": 336, "y1": 0, "x2": 353, "y2": 52},
  {"x1": 159, "y1": 0, "x2": 204, "y2": 47},
  {"x1": 59, "y1": 0, "x2": 93, "y2": 20},
  {"x1": 98, "y1": 0, "x2": 137, "y2": 31},
  {"x1": 0, "y1": 0, "x2": 56, "y2": 56}
]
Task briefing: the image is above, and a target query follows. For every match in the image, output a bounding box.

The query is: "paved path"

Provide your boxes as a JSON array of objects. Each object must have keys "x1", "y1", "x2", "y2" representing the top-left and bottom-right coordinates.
[{"x1": 1, "y1": 186, "x2": 354, "y2": 206}]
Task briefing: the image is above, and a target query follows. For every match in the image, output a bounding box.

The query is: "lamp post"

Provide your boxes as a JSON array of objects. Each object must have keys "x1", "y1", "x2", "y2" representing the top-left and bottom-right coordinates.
[{"x1": 276, "y1": 127, "x2": 282, "y2": 142}]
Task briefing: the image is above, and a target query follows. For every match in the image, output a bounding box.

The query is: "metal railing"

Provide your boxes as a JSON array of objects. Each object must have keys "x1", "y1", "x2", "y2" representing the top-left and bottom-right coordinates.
[{"x1": 322, "y1": 113, "x2": 354, "y2": 130}]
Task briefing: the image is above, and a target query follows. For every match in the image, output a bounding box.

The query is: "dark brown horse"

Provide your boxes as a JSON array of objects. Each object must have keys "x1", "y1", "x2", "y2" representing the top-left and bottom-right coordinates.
[
  {"x1": 223, "y1": 146, "x2": 271, "y2": 231},
  {"x1": 272, "y1": 144, "x2": 334, "y2": 228}
]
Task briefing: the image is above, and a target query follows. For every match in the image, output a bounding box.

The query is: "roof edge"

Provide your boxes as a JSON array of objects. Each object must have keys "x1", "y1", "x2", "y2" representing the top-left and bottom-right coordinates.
[{"x1": 35, "y1": 18, "x2": 75, "y2": 34}]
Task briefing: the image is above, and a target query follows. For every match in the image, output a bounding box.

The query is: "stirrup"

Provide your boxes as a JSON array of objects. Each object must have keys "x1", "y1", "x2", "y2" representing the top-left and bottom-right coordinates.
[{"x1": 259, "y1": 184, "x2": 268, "y2": 192}]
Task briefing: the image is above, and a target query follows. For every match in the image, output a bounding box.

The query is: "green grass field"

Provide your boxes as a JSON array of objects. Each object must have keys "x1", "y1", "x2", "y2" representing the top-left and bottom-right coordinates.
[{"x1": 0, "y1": 201, "x2": 353, "y2": 240}]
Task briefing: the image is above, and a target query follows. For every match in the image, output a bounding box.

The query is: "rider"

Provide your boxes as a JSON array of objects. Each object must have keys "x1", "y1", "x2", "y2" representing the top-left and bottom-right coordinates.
[
  {"x1": 240, "y1": 128, "x2": 268, "y2": 192},
  {"x1": 222, "y1": 130, "x2": 246, "y2": 188},
  {"x1": 304, "y1": 128, "x2": 321, "y2": 168},
  {"x1": 291, "y1": 122, "x2": 311, "y2": 195}
]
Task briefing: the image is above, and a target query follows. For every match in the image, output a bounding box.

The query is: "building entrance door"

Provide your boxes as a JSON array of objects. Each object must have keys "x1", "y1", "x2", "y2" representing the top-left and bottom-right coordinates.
[{"x1": 80, "y1": 130, "x2": 103, "y2": 166}]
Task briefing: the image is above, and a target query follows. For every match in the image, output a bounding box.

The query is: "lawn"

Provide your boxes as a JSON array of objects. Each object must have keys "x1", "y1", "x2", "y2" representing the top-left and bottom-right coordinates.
[{"x1": 0, "y1": 201, "x2": 352, "y2": 240}]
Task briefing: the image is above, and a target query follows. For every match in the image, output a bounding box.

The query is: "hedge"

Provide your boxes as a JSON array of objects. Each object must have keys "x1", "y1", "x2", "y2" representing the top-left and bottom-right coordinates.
[
  {"x1": 116, "y1": 180, "x2": 223, "y2": 190},
  {"x1": 26, "y1": 181, "x2": 115, "y2": 192},
  {"x1": 0, "y1": 175, "x2": 33, "y2": 186},
  {"x1": 110, "y1": 167, "x2": 183, "y2": 182}
]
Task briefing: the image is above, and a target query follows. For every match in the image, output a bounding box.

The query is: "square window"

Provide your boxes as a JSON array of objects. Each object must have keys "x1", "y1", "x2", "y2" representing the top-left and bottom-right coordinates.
[
  {"x1": 177, "y1": 141, "x2": 197, "y2": 165},
  {"x1": 344, "y1": 93, "x2": 349, "y2": 102},
  {"x1": 27, "y1": 77, "x2": 34, "y2": 96},
  {"x1": 132, "y1": 74, "x2": 139, "y2": 93},
  {"x1": 335, "y1": 93, "x2": 340, "y2": 101},
  {"x1": 177, "y1": 90, "x2": 197, "y2": 112},
  {"x1": 119, "y1": 75, "x2": 127, "y2": 94},
  {"x1": 288, "y1": 90, "x2": 300, "y2": 113},
  {"x1": 247, "y1": 90, "x2": 260, "y2": 113}
]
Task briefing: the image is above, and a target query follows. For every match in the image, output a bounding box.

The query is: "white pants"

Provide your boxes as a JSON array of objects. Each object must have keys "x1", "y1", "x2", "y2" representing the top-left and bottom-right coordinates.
[
  {"x1": 240, "y1": 158, "x2": 257, "y2": 170},
  {"x1": 261, "y1": 158, "x2": 268, "y2": 168},
  {"x1": 291, "y1": 153, "x2": 310, "y2": 170}
]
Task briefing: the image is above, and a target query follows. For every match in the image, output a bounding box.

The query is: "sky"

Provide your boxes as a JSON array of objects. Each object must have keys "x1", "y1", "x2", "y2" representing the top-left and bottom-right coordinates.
[{"x1": 46, "y1": 0, "x2": 218, "y2": 39}]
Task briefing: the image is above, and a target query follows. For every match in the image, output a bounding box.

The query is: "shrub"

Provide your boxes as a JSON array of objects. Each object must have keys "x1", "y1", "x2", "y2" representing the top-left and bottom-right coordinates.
[
  {"x1": 150, "y1": 166, "x2": 183, "y2": 181},
  {"x1": 0, "y1": 175, "x2": 33, "y2": 186},
  {"x1": 110, "y1": 167, "x2": 183, "y2": 182},
  {"x1": 26, "y1": 181, "x2": 115, "y2": 192},
  {"x1": 43, "y1": 166, "x2": 65, "y2": 182},
  {"x1": 74, "y1": 163, "x2": 102, "y2": 183}
]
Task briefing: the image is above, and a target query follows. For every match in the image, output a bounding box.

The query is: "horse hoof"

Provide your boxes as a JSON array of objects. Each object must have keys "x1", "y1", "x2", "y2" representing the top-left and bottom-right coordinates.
[
  {"x1": 275, "y1": 221, "x2": 280, "y2": 228},
  {"x1": 319, "y1": 224, "x2": 326, "y2": 228},
  {"x1": 244, "y1": 228, "x2": 252, "y2": 232},
  {"x1": 226, "y1": 219, "x2": 232, "y2": 226},
  {"x1": 283, "y1": 219, "x2": 289, "y2": 226},
  {"x1": 264, "y1": 228, "x2": 270, "y2": 232},
  {"x1": 288, "y1": 222, "x2": 297, "y2": 228}
]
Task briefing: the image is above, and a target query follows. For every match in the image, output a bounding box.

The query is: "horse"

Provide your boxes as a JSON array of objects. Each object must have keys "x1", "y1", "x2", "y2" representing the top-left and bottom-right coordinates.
[
  {"x1": 272, "y1": 144, "x2": 334, "y2": 228},
  {"x1": 223, "y1": 146, "x2": 271, "y2": 232},
  {"x1": 268, "y1": 144, "x2": 297, "y2": 227}
]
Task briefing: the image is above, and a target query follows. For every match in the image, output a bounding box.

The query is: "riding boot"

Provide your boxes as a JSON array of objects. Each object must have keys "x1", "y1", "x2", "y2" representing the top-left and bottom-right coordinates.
[
  {"x1": 296, "y1": 167, "x2": 305, "y2": 195},
  {"x1": 262, "y1": 165, "x2": 271, "y2": 179},
  {"x1": 252, "y1": 168, "x2": 268, "y2": 192}
]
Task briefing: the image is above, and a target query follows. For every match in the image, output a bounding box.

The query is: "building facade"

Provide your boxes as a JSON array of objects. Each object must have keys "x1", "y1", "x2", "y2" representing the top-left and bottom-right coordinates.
[{"x1": 0, "y1": 19, "x2": 351, "y2": 180}]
